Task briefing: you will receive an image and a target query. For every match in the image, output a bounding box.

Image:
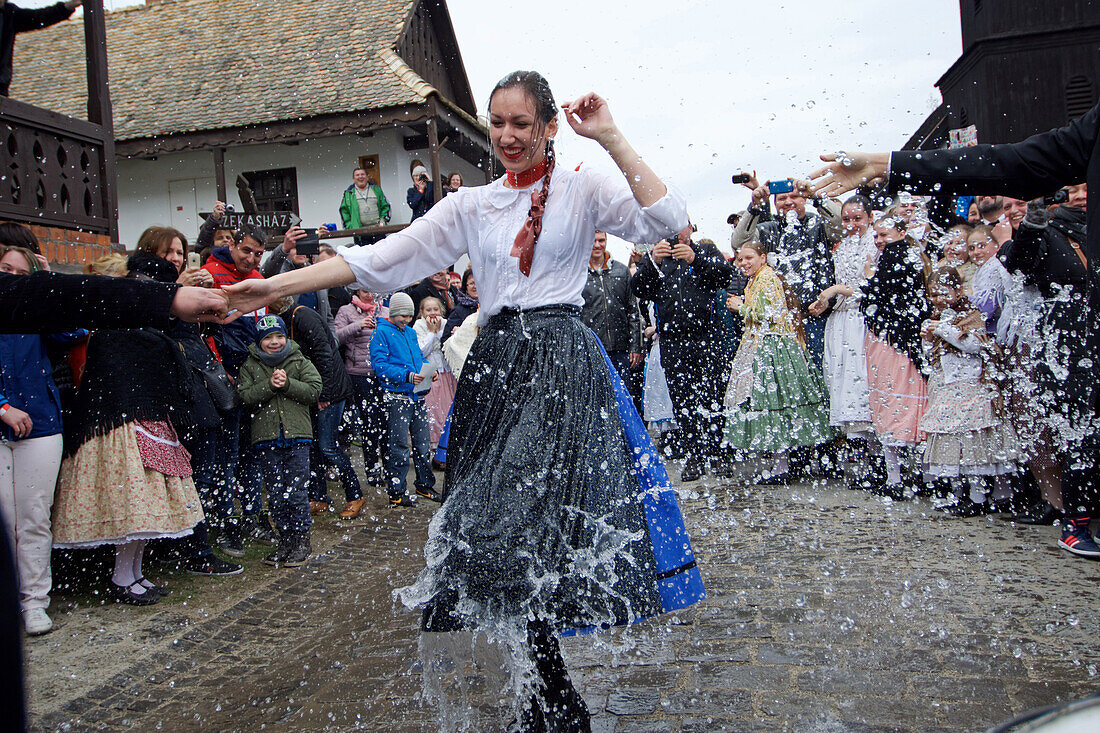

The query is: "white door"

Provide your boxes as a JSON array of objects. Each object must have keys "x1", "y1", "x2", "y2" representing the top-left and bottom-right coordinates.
[{"x1": 168, "y1": 178, "x2": 217, "y2": 240}]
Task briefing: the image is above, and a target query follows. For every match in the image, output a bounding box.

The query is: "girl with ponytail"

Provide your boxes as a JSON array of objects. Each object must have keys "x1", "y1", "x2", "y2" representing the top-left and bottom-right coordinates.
[{"x1": 225, "y1": 69, "x2": 704, "y2": 731}]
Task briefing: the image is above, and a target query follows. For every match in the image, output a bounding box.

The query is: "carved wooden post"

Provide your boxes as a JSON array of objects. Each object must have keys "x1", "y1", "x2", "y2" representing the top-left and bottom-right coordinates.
[
  {"x1": 83, "y1": 0, "x2": 118, "y2": 243},
  {"x1": 427, "y1": 98, "x2": 443, "y2": 204}
]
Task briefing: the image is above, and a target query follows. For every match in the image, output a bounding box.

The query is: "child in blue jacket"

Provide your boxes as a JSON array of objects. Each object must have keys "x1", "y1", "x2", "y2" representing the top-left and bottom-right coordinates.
[{"x1": 369, "y1": 292, "x2": 438, "y2": 506}]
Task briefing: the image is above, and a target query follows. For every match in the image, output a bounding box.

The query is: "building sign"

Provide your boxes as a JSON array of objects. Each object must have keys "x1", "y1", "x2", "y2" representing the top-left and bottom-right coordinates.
[
  {"x1": 198, "y1": 211, "x2": 301, "y2": 231},
  {"x1": 948, "y1": 125, "x2": 978, "y2": 149}
]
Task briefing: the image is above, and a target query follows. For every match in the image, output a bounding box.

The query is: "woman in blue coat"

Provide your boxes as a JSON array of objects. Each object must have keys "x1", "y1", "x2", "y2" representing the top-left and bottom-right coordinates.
[{"x1": 0, "y1": 246, "x2": 79, "y2": 636}]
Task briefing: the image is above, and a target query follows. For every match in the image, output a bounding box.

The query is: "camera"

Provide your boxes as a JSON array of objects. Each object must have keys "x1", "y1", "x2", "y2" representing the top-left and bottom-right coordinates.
[
  {"x1": 1042, "y1": 189, "x2": 1069, "y2": 206},
  {"x1": 418, "y1": 173, "x2": 430, "y2": 183},
  {"x1": 731, "y1": 173, "x2": 752, "y2": 185},
  {"x1": 767, "y1": 179, "x2": 795, "y2": 195},
  {"x1": 225, "y1": 204, "x2": 235, "y2": 213}
]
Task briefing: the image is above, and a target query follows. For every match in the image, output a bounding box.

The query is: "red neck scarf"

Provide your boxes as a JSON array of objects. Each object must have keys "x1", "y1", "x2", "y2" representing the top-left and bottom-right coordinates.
[
  {"x1": 508, "y1": 158, "x2": 554, "y2": 277},
  {"x1": 505, "y1": 159, "x2": 549, "y2": 189}
]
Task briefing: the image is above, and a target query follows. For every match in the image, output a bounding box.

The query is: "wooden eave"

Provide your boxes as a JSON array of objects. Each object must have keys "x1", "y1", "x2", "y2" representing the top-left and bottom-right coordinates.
[
  {"x1": 116, "y1": 100, "x2": 490, "y2": 167},
  {"x1": 936, "y1": 24, "x2": 1100, "y2": 90}
]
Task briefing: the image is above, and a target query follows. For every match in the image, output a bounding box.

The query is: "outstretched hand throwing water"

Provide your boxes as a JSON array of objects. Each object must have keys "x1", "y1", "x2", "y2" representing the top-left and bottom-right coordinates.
[{"x1": 808, "y1": 152, "x2": 891, "y2": 198}]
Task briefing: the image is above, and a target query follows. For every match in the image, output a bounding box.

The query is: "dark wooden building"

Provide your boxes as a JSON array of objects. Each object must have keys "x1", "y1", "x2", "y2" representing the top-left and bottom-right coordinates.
[
  {"x1": 907, "y1": 0, "x2": 1100, "y2": 149},
  {"x1": 0, "y1": 1, "x2": 119, "y2": 267}
]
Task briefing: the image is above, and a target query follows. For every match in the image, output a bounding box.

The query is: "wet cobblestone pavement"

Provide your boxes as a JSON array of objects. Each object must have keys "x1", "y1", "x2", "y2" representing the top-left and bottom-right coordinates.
[{"x1": 25, "y1": 463, "x2": 1100, "y2": 732}]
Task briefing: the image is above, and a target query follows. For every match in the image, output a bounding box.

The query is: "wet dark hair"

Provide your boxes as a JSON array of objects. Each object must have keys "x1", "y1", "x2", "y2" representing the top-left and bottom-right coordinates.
[
  {"x1": 489, "y1": 70, "x2": 558, "y2": 177},
  {"x1": 0, "y1": 221, "x2": 41, "y2": 254},
  {"x1": 841, "y1": 194, "x2": 873, "y2": 218},
  {"x1": 489, "y1": 70, "x2": 558, "y2": 128},
  {"x1": 490, "y1": 70, "x2": 558, "y2": 255}
]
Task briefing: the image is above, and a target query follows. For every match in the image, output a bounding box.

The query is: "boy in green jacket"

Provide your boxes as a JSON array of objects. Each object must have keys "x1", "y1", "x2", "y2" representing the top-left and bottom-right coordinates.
[{"x1": 237, "y1": 315, "x2": 322, "y2": 566}]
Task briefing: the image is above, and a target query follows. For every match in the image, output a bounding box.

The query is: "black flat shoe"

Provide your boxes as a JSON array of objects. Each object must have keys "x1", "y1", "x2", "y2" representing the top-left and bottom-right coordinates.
[
  {"x1": 108, "y1": 581, "x2": 160, "y2": 606},
  {"x1": 1004, "y1": 501, "x2": 1061, "y2": 525},
  {"x1": 134, "y1": 577, "x2": 169, "y2": 598}
]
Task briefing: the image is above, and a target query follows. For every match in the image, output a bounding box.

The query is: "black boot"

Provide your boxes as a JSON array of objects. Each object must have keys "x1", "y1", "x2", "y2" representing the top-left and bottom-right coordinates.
[
  {"x1": 680, "y1": 456, "x2": 705, "y2": 483},
  {"x1": 526, "y1": 621, "x2": 591, "y2": 733},
  {"x1": 214, "y1": 517, "x2": 245, "y2": 558},
  {"x1": 281, "y1": 532, "x2": 311, "y2": 567}
]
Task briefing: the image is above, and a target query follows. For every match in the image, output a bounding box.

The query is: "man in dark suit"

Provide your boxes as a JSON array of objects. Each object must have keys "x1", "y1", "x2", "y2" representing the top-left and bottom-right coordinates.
[
  {"x1": 809, "y1": 102, "x2": 1099, "y2": 561},
  {"x1": 631, "y1": 224, "x2": 735, "y2": 482}
]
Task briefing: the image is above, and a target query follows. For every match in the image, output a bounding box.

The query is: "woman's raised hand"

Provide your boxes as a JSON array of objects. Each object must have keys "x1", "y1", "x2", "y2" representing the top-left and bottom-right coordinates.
[
  {"x1": 177, "y1": 267, "x2": 213, "y2": 287},
  {"x1": 562, "y1": 93, "x2": 618, "y2": 146}
]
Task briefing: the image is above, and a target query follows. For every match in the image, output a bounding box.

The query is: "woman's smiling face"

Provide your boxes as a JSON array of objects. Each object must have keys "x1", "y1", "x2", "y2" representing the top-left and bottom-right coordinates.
[{"x1": 489, "y1": 86, "x2": 557, "y2": 174}]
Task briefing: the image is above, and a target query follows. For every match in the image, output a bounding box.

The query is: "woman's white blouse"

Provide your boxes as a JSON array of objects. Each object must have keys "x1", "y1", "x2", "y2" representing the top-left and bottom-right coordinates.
[{"x1": 340, "y1": 165, "x2": 688, "y2": 326}]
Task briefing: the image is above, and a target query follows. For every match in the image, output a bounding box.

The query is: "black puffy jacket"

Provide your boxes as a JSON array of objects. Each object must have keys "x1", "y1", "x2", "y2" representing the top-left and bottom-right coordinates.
[
  {"x1": 282, "y1": 304, "x2": 353, "y2": 405},
  {"x1": 581, "y1": 257, "x2": 642, "y2": 354}
]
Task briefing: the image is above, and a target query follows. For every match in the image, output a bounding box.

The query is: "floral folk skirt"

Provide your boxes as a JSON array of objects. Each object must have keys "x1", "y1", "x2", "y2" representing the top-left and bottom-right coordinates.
[
  {"x1": 53, "y1": 422, "x2": 203, "y2": 548},
  {"x1": 723, "y1": 334, "x2": 833, "y2": 452}
]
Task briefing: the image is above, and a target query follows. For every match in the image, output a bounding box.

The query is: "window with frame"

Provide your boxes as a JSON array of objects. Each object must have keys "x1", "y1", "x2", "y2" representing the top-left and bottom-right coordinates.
[{"x1": 242, "y1": 167, "x2": 299, "y2": 214}]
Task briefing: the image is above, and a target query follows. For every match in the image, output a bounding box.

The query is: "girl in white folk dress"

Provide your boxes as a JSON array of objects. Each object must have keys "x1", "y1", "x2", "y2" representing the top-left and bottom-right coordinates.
[
  {"x1": 919, "y1": 267, "x2": 1018, "y2": 516},
  {"x1": 810, "y1": 195, "x2": 880, "y2": 487}
]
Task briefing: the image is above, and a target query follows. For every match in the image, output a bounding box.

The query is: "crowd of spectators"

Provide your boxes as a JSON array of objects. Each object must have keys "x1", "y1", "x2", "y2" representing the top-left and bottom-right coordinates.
[{"x1": 1, "y1": 114, "x2": 1095, "y2": 645}]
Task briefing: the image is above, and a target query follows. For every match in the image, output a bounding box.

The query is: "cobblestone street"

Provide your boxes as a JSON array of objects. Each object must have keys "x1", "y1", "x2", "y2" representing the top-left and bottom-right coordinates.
[{"x1": 26, "y1": 463, "x2": 1100, "y2": 732}]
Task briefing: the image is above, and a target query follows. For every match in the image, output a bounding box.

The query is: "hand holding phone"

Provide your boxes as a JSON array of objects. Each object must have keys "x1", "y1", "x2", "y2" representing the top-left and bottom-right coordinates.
[{"x1": 767, "y1": 179, "x2": 795, "y2": 195}]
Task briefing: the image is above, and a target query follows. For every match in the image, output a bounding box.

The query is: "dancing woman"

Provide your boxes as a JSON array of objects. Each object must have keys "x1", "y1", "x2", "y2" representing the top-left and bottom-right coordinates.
[{"x1": 226, "y1": 71, "x2": 704, "y2": 730}]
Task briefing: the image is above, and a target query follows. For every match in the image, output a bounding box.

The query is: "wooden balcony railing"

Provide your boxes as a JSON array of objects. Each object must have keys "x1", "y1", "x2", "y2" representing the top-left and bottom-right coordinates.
[
  {"x1": 0, "y1": 97, "x2": 113, "y2": 235},
  {"x1": 0, "y1": 1, "x2": 118, "y2": 241}
]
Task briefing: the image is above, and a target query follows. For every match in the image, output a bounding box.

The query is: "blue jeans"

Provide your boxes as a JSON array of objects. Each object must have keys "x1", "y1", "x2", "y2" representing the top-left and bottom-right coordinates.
[
  {"x1": 256, "y1": 443, "x2": 312, "y2": 533},
  {"x1": 608, "y1": 351, "x2": 644, "y2": 415},
  {"x1": 804, "y1": 314, "x2": 826, "y2": 372},
  {"x1": 310, "y1": 400, "x2": 362, "y2": 502},
  {"x1": 384, "y1": 393, "x2": 435, "y2": 499},
  {"x1": 216, "y1": 407, "x2": 261, "y2": 515},
  {"x1": 236, "y1": 413, "x2": 264, "y2": 515}
]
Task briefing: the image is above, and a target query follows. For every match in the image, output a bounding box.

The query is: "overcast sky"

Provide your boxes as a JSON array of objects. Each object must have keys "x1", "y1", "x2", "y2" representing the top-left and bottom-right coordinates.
[{"x1": 31, "y1": 0, "x2": 963, "y2": 258}]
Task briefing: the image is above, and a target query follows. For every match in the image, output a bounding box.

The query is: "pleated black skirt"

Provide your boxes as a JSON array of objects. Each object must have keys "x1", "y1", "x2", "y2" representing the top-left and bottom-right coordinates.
[{"x1": 402, "y1": 305, "x2": 664, "y2": 633}]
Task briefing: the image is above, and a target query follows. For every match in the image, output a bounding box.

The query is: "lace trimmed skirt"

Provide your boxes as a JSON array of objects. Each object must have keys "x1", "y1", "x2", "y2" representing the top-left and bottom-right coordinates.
[{"x1": 53, "y1": 421, "x2": 203, "y2": 548}]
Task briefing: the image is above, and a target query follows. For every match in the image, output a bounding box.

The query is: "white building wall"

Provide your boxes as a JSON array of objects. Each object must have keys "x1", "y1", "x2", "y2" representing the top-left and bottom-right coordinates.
[{"x1": 115, "y1": 128, "x2": 486, "y2": 248}]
